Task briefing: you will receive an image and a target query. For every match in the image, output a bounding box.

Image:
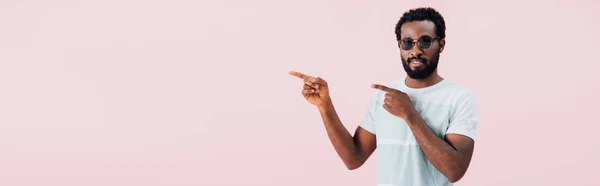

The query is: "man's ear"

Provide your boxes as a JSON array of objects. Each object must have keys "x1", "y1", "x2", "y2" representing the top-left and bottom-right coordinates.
[{"x1": 439, "y1": 39, "x2": 446, "y2": 53}]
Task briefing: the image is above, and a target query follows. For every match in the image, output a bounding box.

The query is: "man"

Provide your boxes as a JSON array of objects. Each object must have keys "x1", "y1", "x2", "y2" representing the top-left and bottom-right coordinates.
[{"x1": 289, "y1": 7, "x2": 479, "y2": 186}]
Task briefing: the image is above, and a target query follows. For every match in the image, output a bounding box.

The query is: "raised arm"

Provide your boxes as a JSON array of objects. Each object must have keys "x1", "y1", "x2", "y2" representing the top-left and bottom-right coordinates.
[
  {"x1": 318, "y1": 99, "x2": 377, "y2": 170},
  {"x1": 290, "y1": 71, "x2": 376, "y2": 170}
]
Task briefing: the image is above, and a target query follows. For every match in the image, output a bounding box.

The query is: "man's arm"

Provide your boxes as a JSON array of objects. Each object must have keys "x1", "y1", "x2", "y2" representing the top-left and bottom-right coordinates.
[
  {"x1": 371, "y1": 84, "x2": 478, "y2": 183},
  {"x1": 318, "y1": 99, "x2": 377, "y2": 170},
  {"x1": 405, "y1": 114, "x2": 474, "y2": 182}
]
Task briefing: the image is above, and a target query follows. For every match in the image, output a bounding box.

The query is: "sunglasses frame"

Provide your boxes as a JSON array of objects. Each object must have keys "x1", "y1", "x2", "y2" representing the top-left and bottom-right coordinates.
[{"x1": 399, "y1": 36, "x2": 442, "y2": 50}]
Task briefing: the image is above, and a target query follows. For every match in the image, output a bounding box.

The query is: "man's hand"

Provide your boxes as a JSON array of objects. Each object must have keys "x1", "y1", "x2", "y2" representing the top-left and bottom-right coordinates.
[
  {"x1": 371, "y1": 84, "x2": 417, "y2": 119},
  {"x1": 290, "y1": 71, "x2": 331, "y2": 107}
]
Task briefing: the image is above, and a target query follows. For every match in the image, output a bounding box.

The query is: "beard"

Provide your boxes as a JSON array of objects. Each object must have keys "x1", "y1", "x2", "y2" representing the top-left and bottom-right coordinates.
[{"x1": 401, "y1": 51, "x2": 440, "y2": 80}]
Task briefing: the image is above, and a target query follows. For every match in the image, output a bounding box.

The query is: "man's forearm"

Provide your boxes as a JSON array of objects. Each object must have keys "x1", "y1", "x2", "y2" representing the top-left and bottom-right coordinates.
[
  {"x1": 317, "y1": 99, "x2": 362, "y2": 168},
  {"x1": 405, "y1": 113, "x2": 466, "y2": 182}
]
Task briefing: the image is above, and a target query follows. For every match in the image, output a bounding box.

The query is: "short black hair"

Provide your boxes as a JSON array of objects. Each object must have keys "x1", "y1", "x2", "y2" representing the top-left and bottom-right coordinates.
[{"x1": 395, "y1": 7, "x2": 446, "y2": 41}]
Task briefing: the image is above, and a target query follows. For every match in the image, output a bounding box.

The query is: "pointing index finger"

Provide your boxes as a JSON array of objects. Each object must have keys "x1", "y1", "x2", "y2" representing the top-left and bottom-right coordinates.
[
  {"x1": 289, "y1": 71, "x2": 310, "y2": 79},
  {"x1": 372, "y1": 84, "x2": 392, "y2": 93}
]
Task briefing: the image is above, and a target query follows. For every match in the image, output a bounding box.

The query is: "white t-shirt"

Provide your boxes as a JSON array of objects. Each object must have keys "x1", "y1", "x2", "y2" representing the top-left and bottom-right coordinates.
[{"x1": 360, "y1": 78, "x2": 479, "y2": 186}]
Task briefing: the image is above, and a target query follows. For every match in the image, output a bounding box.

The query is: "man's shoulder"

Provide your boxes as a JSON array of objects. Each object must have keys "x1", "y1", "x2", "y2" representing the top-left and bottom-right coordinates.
[
  {"x1": 440, "y1": 79, "x2": 476, "y2": 96},
  {"x1": 440, "y1": 80, "x2": 479, "y2": 110}
]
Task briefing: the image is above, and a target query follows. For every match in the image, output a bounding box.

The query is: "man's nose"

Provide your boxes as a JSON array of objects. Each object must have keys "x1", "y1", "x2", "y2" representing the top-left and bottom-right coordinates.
[{"x1": 409, "y1": 42, "x2": 424, "y2": 57}]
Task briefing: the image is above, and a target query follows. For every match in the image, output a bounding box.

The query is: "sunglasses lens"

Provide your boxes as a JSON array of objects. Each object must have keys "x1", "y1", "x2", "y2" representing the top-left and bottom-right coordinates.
[
  {"x1": 418, "y1": 37, "x2": 433, "y2": 49},
  {"x1": 401, "y1": 40, "x2": 413, "y2": 50}
]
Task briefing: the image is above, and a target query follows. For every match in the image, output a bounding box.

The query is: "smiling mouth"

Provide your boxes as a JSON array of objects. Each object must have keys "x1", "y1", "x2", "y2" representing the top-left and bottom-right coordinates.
[{"x1": 409, "y1": 59, "x2": 424, "y2": 68}]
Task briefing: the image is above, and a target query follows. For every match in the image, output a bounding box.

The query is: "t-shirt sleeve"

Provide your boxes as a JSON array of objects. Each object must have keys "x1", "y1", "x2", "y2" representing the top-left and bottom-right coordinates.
[
  {"x1": 446, "y1": 91, "x2": 480, "y2": 141},
  {"x1": 359, "y1": 91, "x2": 380, "y2": 134}
]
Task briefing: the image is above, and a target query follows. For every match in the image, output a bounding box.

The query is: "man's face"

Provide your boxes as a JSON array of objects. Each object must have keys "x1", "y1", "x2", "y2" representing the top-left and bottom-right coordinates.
[{"x1": 398, "y1": 20, "x2": 445, "y2": 79}]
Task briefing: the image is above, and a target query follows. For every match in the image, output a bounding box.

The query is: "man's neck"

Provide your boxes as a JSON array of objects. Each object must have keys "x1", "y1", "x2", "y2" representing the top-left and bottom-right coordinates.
[{"x1": 405, "y1": 73, "x2": 444, "y2": 89}]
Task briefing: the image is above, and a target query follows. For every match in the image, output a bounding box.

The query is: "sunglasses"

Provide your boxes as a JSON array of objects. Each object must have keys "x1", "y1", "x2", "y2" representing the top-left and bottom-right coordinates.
[{"x1": 399, "y1": 36, "x2": 441, "y2": 50}]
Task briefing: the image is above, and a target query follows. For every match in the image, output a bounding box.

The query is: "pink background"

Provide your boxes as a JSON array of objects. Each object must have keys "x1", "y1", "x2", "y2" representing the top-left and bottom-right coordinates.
[{"x1": 1, "y1": 0, "x2": 599, "y2": 185}]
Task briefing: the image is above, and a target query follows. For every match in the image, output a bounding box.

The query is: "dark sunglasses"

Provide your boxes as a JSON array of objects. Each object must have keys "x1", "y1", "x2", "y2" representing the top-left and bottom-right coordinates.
[{"x1": 399, "y1": 36, "x2": 441, "y2": 50}]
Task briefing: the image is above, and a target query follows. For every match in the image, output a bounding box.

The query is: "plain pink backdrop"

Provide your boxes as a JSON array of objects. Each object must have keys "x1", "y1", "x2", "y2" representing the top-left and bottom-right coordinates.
[{"x1": 1, "y1": 0, "x2": 599, "y2": 185}]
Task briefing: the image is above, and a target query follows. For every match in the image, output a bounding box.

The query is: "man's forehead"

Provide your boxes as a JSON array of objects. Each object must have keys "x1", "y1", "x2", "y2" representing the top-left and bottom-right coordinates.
[{"x1": 400, "y1": 20, "x2": 436, "y2": 39}]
